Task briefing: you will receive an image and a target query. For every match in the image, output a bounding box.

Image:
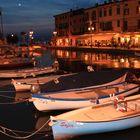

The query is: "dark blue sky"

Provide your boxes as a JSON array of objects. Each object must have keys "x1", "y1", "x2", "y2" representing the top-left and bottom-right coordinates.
[{"x1": 0, "y1": 0, "x2": 103, "y2": 40}]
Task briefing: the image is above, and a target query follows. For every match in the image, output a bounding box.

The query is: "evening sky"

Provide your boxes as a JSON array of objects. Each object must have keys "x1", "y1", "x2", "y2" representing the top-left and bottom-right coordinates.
[{"x1": 0, "y1": 0, "x2": 103, "y2": 41}]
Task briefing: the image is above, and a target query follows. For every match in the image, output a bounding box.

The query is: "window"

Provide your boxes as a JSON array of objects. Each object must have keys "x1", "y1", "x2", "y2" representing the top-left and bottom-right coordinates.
[
  {"x1": 109, "y1": 8, "x2": 112, "y2": 16},
  {"x1": 136, "y1": 6, "x2": 140, "y2": 14},
  {"x1": 138, "y1": 19, "x2": 140, "y2": 29},
  {"x1": 117, "y1": 7, "x2": 120, "y2": 15},
  {"x1": 136, "y1": 6, "x2": 139, "y2": 14},
  {"x1": 123, "y1": 20, "x2": 128, "y2": 31},
  {"x1": 117, "y1": 20, "x2": 120, "y2": 27},
  {"x1": 100, "y1": 22, "x2": 112, "y2": 31},
  {"x1": 99, "y1": 9, "x2": 102, "y2": 17},
  {"x1": 92, "y1": 11, "x2": 96, "y2": 20},
  {"x1": 124, "y1": 8, "x2": 129, "y2": 15},
  {"x1": 104, "y1": 9, "x2": 107, "y2": 17}
]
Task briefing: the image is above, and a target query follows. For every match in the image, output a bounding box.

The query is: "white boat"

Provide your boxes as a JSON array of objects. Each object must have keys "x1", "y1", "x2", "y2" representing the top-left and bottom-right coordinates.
[
  {"x1": 31, "y1": 74, "x2": 139, "y2": 112},
  {"x1": 11, "y1": 73, "x2": 73, "y2": 92},
  {"x1": 0, "y1": 66, "x2": 57, "y2": 78},
  {"x1": 50, "y1": 94, "x2": 140, "y2": 140}
]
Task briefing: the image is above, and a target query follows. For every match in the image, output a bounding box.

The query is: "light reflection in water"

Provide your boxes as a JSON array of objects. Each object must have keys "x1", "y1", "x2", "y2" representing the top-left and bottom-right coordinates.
[{"x1": 51, "y1": 50, "x2": 140, "y2": 69}]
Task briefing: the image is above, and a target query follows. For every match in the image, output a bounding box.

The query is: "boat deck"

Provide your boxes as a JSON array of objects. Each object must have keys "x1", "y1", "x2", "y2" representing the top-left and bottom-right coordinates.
[
  {"x1": 56, "y1": 96, "x2": 140, "y2": 122},
  {"x1": 44, "y1": 84, "x2": 131, "y2": 99}
]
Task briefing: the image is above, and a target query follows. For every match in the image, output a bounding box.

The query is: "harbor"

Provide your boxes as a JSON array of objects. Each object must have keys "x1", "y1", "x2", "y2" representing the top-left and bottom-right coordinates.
[
  {"x1": 0, "y1": 0, "x2": 140, "y2": 140},
  {"x1": 0, "y1": 48, "x2": 140, "y2": 140}
]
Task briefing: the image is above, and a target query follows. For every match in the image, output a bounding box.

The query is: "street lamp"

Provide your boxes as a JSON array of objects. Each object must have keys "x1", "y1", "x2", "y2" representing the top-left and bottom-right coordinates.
[
  {"x1": 53, "y1": 31, "x2": 57, "y2": 46},
  {"x1": 29, "y1": 30, "x2": 34, "y2": 44},
  {"x1": 88, "y1": 26, "x2": 94, "y2": 48}
]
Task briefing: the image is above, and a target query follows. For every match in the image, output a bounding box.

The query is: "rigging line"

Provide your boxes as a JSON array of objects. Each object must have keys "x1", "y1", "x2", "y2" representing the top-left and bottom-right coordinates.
[
  {"x1": 0, "y1": 91, "x2": 15, "y2": 93},
  {"x1": 0, "y1": 99, "x2": 29, "y2": 105},
  {"x1": 0, "y1": 94, "x2": 15, "y2": 99},
  {"x1": 0, "y1": 119, "x2": 50, "y2": 139},
  {"x1": 9, "y1": 129, "x2": 49, "y2": 135}
]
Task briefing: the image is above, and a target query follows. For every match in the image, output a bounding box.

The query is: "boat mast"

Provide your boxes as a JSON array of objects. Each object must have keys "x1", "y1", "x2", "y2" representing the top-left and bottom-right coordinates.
[{"x1": 0, "y1": 7, "x2": 4, "y2": 41}]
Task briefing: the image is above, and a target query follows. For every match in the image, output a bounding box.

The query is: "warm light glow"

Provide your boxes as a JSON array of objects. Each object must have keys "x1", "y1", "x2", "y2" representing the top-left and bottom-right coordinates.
[
  {"x1": 135, "y1": 38, "x2": 138, "y2": 43},
  {"x1": 120, "y1": 58, "x2": 125, "y2": 63},
  {"x1": 66, "y1": 38, "x2": 69, "y2": 43},
  {"x1": 121, "y1": 37, "x2": 125, "y2": 43},
  {"x1": 88, "y1": 26, "x2": 94, "y2": 31},
  {"x1": 84, "y1": 54, "x2": 88, "y2": 61},
  {"x1": 32, "y1": 45, "x2": 41, "y2": 49},
  {"x1": 53, "y1": 31, "x2": 57, "y2": 36},
  {"x1": 66, "y1": 51, "x2": 69, "y2": 57},
  {"x1": 126, "y1": 37, "x2": 130, "y2": 42}
]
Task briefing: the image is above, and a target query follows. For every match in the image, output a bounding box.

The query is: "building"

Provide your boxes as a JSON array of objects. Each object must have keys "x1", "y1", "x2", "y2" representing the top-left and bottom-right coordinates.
[{"x1": 53, "y1": 0, "x2": 140, "y2": 48}]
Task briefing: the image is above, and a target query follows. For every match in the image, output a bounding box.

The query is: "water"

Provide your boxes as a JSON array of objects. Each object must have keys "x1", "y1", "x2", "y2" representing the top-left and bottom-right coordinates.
[{"x1": 0, "y1": 49, "x2": 140, "y2": 140}]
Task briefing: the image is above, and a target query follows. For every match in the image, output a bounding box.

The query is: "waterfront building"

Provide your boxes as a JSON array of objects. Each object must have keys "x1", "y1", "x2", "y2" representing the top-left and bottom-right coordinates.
[{"x1": 53, "y1": 0, "x2": 140, "y2": 47}]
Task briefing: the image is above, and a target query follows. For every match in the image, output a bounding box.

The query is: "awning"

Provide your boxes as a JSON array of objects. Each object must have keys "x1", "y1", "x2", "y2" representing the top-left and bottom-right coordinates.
[{"x1": 77, "y1": 33, "x2": 116, "y2": 41}]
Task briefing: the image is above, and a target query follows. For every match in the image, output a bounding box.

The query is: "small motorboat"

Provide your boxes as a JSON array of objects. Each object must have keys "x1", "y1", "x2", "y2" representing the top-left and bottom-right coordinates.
[{"x1": 50, "y1": 94, "x2": 140, "y2": 140}]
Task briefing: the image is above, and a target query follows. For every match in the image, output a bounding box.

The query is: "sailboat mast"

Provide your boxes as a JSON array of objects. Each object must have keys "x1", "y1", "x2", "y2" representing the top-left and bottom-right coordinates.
[{"x1": 0, "y1": 7, "x2": 4, "y2": 40}]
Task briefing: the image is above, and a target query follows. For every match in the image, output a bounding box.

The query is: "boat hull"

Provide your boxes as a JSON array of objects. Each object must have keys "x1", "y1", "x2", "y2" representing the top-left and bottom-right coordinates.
[
  {"x1": 12, "y1": 82, "x2": 31, "y2": 92},
  {"x1": 51, "y1": 115, "x2": 140, "y2": 140},
  {"x1": 0, "y1": 66, "x2": 56, "y2": 78},
  {"x1": 12, "y1": 73, "x2": 73, "y2": 92}
]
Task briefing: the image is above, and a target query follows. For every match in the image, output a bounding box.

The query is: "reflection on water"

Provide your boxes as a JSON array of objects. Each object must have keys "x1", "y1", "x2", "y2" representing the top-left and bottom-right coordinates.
[
  {"x1": 51, "y1": 49, "x2": 140, "y2": 69},
  {"x1": 1, "y1": 50, "x2": 140, "y2": 140}
]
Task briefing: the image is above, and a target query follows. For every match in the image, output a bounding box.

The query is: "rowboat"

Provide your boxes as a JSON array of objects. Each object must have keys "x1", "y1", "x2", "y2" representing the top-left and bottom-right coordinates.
[
  {"x1": 50, "y1": 94, "x2": 140, "y2": 140},
  {"x1": 11, "y1": 73, "x2": 73, "y2": 92},
  {"x1": 0, "y1": 66, "x2": 57, "y2": 78},
  {"x1": 40, "y1": 70, "x2": 127, "y2": 92},
  {"x1": 31, "y1": 76, "x2": 139, "y2": 112},
  {"x1": 0, "y1": 57, "x2": 33, "y2": 69}
]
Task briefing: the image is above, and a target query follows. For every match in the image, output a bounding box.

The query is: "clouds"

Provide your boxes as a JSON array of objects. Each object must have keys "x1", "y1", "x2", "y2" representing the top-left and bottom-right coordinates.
[{"x1": 0, "y1": 0, "x2": 102, "y2": 40}]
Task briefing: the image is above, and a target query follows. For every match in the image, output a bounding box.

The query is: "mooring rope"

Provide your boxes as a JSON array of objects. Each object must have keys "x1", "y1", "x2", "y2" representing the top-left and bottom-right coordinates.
[
  {"x1": 0, "y1": 94, "x2": 30, "y2": 105},
  {"x1": 0, "y1": 100, "x2": 29, "y2": 105},
  {"x1": 0, "y1": 119, "x2": 50, "y2": 139},
  {"x1": 0, "y1": 90, "x2": 15, "y2": 93},
  {"x1": 0, "y1": 94, "x2": 15, "y2": 99}
]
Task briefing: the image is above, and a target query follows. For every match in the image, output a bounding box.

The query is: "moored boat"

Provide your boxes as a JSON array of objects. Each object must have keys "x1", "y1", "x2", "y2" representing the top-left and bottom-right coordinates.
[
  {"x1": 40, "y1": 70, "x2": 127, "y2": 92},
  {"x1": 0, "y1": 57, "x2": 33, "y2": 69},
  {"x1": 50, "y1": 94, "x2": 140, "y2": 140},
  {"x1": 0, "y1": 66, "x2": 57, "y2": 78},
  {"x1": 31, "y1": 76, "x2": 139, "y2": 112},
  {"x1": 12, "y1": 73, "x2": 73, "y2": 92}
]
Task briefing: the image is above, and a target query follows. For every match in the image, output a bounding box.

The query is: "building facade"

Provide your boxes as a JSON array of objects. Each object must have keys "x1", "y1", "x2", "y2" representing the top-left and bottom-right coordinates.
[{"x1": 53, "y1": 0, "x2": 140, "y2": 48}]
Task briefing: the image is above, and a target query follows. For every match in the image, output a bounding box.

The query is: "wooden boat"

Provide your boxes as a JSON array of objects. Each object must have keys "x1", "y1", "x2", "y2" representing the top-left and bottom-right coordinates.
[
  {"x1": 50, "y1": 94, "x2": 140, "y2": 140},
  {"x1": 31, "y1": 77, "x2": 139, "y2": 112},
  {"x1": 0, "y1": 66, "x2": 57, "y2": 78},
  {"x1": 40, "y1": 70, "x2": 128, "y2": 93},
  {"x1": 11, "y1": 73, "x2": 73, "y2": 92},
  {"x1": 0, "y1": 57, "x2": 33, "y2": 69}
]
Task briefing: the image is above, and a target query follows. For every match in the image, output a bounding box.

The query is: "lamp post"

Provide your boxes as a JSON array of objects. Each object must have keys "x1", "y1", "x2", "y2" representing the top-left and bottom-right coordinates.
[
  {"x1": 53, "y1": 31, "x2": 57, "y2": 46},
  {"x1": 29, "y1": 30, "x2": 34, "y2": 44},
  {"x1": 88, "y1": 26, "x2": 94, "y2": 48}
]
